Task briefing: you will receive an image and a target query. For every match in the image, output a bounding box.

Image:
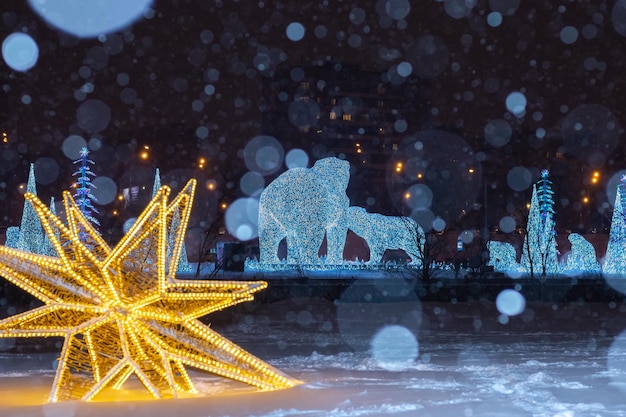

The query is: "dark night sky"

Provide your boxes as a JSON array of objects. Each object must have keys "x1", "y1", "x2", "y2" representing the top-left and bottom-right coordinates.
[{"x1": 2, "y1": 0, "x2": 626, "y2": 241}]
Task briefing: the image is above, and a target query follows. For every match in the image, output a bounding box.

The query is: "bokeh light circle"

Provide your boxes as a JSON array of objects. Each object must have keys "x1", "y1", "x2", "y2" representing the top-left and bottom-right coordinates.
[
  {"x1": 286, "y1": 22, "x2": 305, "y2": 41},
  {"x1": 487, "y1": 12, "x2": 503, "y2": 27},
  {"x1": 285, "y1": 148, "x2": 309, "y2": 169},
  {"x1": 76, "y1": 99, "x2": 111, "y2": 133},
  {"x1": 2, "y1": 33, "x2": 39, "y2": 72},
  {"x1": 560, "y1": 26, "x2": 579, "y2": 44},
  {"x1": 225, "y1": 198, "x2": 259, "y2": 241},
  {"x1": 34, "y1": 157, "x2": 60, "y2": 185},
  {"x1": 28, "y1": 0, "x2": 153, "y2": 38},
  {"x1": 432, "y1": 217, "x2": 446, "y2": 232},
  {"x1": 240, "y1": 171, "x2": 265, "y2": 197},
  {"x1": 92, "y1": 176, "x2": 118, "y2": 205},
  {"x1": 499, "y1": 216, "x2": 516, "y2": 233},
  {"x1": 62, "y1": 135, "x2": 88, "y2": 159},
  {"x1": 405, "y1": 184, "x2": 433, "y2": 210},
  {"x1": 371, "y1": 325, "x2": 418, "y2": 371},
  {"x1": 484, "y1": 119, "x2": 512, "y2": 147},
  {"x1": 506, "y1": 166, "x2": 532, "y2": 191},
  {"x1": 505, "y1": 91, "x2": 527, "y2": 116},
  {"x1": 288, "y1": 99, "x2": 321, "y2": 130},
  {"x1": 496, "y1": 289, "x2": 526, "y2": 316},
  {"x1": 444, "y1": 0, "x2": 472, "y2": 19},
  {"x1": 385, "y1": 0, "x2": 410, "y2": 20},
  {"x1": 244, "y1": 135, "x2": 284, "y2": 176},
  {"x1": 123, "y1": 218, "x2": 137, "y2": 233}
]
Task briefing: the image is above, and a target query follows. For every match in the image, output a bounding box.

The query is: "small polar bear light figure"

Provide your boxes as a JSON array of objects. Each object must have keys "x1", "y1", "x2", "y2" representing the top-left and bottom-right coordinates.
[
  {"x1": 487, "y1": 241, "x2": 520, "y2": 272},
  {"x1": 346, "y1": 206, "x2": 425, "y2": 265}
]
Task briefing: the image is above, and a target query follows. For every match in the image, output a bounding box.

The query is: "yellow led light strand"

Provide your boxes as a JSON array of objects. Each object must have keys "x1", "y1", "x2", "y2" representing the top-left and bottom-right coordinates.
[{"x1": 0, "y1": 178, "x2": 299, "y2": 402}]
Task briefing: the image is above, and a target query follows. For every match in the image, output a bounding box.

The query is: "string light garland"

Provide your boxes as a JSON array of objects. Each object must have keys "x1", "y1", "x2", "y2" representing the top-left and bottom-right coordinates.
[{"x1": 0, "y1": 179, "x2": 297, "y2": 402}]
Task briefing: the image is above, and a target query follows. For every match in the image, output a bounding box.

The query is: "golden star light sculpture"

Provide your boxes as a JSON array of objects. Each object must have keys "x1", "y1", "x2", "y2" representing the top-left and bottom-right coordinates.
[{"x1": 0, "y1": 179, "x2": 297, "y2": 402}]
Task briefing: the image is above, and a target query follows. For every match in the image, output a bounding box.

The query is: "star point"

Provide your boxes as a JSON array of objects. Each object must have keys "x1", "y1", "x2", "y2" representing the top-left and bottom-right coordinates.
[{"x1": 0, "y1": 179, "x2": 297, "y2": 402}]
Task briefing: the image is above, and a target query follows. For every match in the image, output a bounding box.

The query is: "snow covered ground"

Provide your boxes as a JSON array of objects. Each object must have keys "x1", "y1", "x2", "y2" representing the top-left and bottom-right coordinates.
[{"x1": 1, "y1": 297, "x2": 626, "y2": 417}]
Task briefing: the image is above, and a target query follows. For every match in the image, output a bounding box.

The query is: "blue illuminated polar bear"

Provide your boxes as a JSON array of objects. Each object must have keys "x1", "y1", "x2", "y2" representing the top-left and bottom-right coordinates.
[
  {"x1": 487, "y1": 241, "x2": 519, "y2": 272},
  {"x1": 258, "y1": 157, "x2": 350, "y2": 265},
  {"x1": 346, "y1": 206, "x2": 425, "y2": 265}
]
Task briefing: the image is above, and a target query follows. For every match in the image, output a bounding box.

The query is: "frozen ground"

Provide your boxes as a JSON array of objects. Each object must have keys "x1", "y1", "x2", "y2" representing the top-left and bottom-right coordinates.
[{"x1": 0, "y1": 297, "x2": 626, "y2": 417}]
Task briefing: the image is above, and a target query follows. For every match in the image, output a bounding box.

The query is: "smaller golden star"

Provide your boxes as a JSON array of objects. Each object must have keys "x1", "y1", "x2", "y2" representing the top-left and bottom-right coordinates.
[{"x1": 0, "y1": 179, "x2": 297, "y2": 402}]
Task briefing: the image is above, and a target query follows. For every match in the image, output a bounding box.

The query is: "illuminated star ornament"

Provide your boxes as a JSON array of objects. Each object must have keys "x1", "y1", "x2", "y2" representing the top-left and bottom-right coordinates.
[{"x1": 0, "y1": 179, "x2": 297, "y2": 402}]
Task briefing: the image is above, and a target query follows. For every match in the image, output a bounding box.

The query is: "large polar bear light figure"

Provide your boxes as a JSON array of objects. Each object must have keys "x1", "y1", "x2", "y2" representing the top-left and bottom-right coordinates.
[
  {"x1": 258, "y1": 157, "x2": 350, "y2": 265},
  {"x1": 347, "y1": 206, "x2": 425, "y2": 265},
  {"x1": 564, "y1": 233, "x2": 600, "y2": 272}
]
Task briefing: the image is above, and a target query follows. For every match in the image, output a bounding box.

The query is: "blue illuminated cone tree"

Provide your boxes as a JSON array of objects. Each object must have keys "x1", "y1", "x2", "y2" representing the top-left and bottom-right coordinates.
[
  {"x1": 72, "y1": 147, "x2": 99, "y2": 229},
  {"x1": 152, "y1": 168, "x2": 192, "y2": 273},
  {"x1": 521, "y1": 170, "x2": 560, "y2": 277},
  {"x1": 15, "y1": 163, "x2": 45, "y2": 254},
  {"x1": 39, "y1": 197, "x2": 59, "y2": 257},
  {"x1": 604, "y1": 175, "x2": 626, "y2": 274}
]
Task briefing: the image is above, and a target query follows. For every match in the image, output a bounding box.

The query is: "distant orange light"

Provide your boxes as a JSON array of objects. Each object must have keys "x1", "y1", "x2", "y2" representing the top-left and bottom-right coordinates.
[
  {"x1": 417, "y1": 173, "x2": 423, "y2": 179},
  {"x1": 117, "y1": 195, "x2": 124, "y2": 201},
  {"x1": 583, "y1": 196, "x2": 589, "y2": 204},
  {"x1": 221, "y1": 203, "x2": 227, "y2": 209},
  {"x1": 593, "y1": 171, "x2": 600, "y2": 177},
  {"x1": 591, "y1": 177, "x2": 598, "y2": 184},
  {"x1": 140, "y1": 151, "x2": 149, "y2": 160},
  {"x1": 404, "y1": 192, "x2": 411, "y2": 199},
  {"x1": 468, "y1": 168, "x2": 474, "y2": 174}
]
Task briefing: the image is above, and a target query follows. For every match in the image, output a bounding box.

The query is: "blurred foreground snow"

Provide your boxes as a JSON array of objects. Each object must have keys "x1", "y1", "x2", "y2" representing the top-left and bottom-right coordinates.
[{"x1": 0, "y1": 299, "x2": 625, "y2": 417}]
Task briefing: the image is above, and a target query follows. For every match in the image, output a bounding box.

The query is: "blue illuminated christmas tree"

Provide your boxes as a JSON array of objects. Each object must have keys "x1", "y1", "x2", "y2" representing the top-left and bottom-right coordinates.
[
  {"x1": 151, "y1": 168, "x2": 192, "y2": 273},
  {"x1": 604, "y1": 175, "x2": 626, "y2": 275},
  {"x1": 151, "y1": 167, "x2": 162, "y2": 197},
  {"x1": 15, "y1": 163, "x2": 45, "y2": 253},
  {"x1": 72, "y1": 147, "x2": 99, "y2": 228},
  {"x1": 521, "y1": 170, "x2": 560, "y2": 277},
  {"x1": 39, "y1": 197, "x2": 59, "y2": 257}
]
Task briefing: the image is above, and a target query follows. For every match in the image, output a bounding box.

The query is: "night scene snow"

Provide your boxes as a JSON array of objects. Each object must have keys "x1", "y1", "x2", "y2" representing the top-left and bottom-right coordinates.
[{"x1": 1, "y1": 1, "x2": 626, "y2": 416}]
